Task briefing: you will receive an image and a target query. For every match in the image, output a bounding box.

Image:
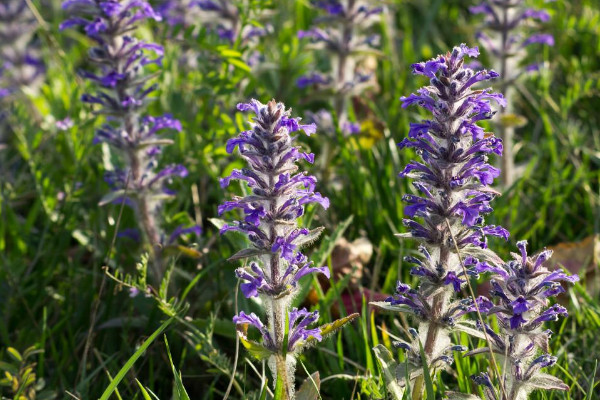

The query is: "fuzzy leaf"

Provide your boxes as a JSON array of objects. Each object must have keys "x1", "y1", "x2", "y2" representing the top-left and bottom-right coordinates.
[
  {"x1": 445, "y1": 392, "x2": 482, "y2": 400},
  {"x1": 531, "y1": 331, "x2": 550, "y2": 353},
  {"x1": 319, "y1": 313, "x2": 360, "y2": 337},
  {"x1": 395, "y1": 362, "x2": 422, "y2": 385},
  {"x1": 98, "y1": 190, "x2": 128, "y2": 206},
  {"x1": 293, "y1": 227, "x2": 325, "y2": 249},
  {"x1": 296, "y1": 372, "x2": 321, "y2": 400},
  {"x1": 138, "y1": 138, "x2": 175, "y2": 148},
  {"x1": 227, "y1": 247, "x2": 268, "y2": 261},
  {"x1": 294, "y1": 313, "x2": 360, "y2": 352},
  {"x1": 370, "y1": 301, "x2": 416, "y2": 315},
  {"x1": 463, "y1": 246, "x2": 505, "y2": 266},
  {"x1": 528, "y1": 373, "x2": 569, "y2": 391},
  {"x1": 455, "y1": 321, "x2": 486, "y2": 340},
  {"x1": 499, "y1": 113, "x2": 527, "y2": 128},
  {"x1": 373, "y1": 345, "x2": 404, "y2": 400},
  {"x1": 464, "y1": 347, "x2": 496, "y2": 357}
]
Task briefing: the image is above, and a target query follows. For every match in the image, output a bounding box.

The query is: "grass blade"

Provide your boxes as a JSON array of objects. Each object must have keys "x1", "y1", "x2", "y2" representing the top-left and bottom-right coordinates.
[{"x1": 99, "y1": 318, "x2": 174, "y2": 400}]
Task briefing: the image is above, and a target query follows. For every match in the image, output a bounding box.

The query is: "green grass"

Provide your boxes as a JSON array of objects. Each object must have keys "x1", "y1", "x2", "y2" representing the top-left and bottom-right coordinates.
[{"x1": 0, "y1": 0, "x2": 599, "y2": 399}]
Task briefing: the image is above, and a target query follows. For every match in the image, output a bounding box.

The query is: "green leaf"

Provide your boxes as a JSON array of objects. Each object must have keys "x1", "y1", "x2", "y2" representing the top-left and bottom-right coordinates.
[
  {"x1": 274, "y1": 372, "x2": 285, "y2": 400},
  {"x1": 319, "y1": 313, "x2": 360, "y2": 337},
  {"x1": 135, "y1": 380, "x2": 160, "y2": 400},
  {"x1": 7, "y1": 347, "x2": 22, "y2": 363},
  {"x1": 165, "y1": 337, "x2": 191, "y2": 400},
  {"x1": 208, "y1": 218, "x2": 227, "y2": 230},
  {"x1": 99, "y1": 318, "x2": 174, "y2": 400},
  {"x1": 227, "y1": 247, "x2": 268, "y2": 262},
  {"x1": 227, "y1": 58, "x2": 251, "y2": 72},
  {"x1": 162, "y1": 245, "x2": 203, "y2": 259},
  {"x1": 418, "y1": 341, "x2": 435, "y2": 400},
  {"x1": 372, "y1": 345, "x2": 404, "y2": 400},
  {"x1": 0, "y1": 361, "x2": 18, "y2": 374}
]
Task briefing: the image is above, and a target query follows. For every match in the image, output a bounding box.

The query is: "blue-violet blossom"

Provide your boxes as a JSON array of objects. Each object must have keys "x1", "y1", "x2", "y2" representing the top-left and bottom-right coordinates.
[
  {"x1": 61, "y1": 0, "x2": 194, "y2": 282},
  {"x1": 376, "y1": 44, "x2": 507, "y2": 393},
  {"x1": 298, "y1": 0, "x2": 382, "y2": 134},
  {"x1": 221, "y1": 99, "x2": 343, "y2": 399},
  {"x1": 470, "y1": 0, "x2": 555, "y2": 186},
  {"x1": 470, "y1": 240, "x2": 577, "y2": 399}
]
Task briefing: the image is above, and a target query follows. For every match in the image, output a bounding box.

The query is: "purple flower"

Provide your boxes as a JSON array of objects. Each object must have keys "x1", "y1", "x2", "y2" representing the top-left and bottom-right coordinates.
[
  {"x1": 233, "y1": 311, "x2": 275, "y2": 348},
  {"x1": 298, "y1": 0, "x2": 383, "y2": 133},
  {"x1": 444, "y1": 271, "x2": 465, "y2": 292},
  {"x1": 474, "y1": 240, "x2": 576, "y2": 397},
  {"x1": 399, "y1": 45, "x2": 506, "y2": 252},
  {"x1": 287, "y1": 308, "x2": 322, "y2": 351},
  {"x1": 379, "y1": 45, "x2": 508, "y2": 378},
  {"x1": 223, "y1": 99, "x2": 334, "y2": 393},
  {"x1": 296, "y1": 73, "x2": 331, "y2": 89},
  {"x1": 61, "y1": 0, "x2": 189, "y2": 281},
  {"x1": 471, "y1": 1, "x2": 554, "y2": 81}
]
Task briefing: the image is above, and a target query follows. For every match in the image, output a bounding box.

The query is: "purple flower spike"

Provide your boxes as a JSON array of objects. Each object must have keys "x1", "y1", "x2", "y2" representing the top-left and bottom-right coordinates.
[
  {"x1": 61, "y1": 0, "x2": 189, "y2": 281},
  {"x1": 298, "y1": 0, "x2": 383, "y2": 134},
  {"x1": 476, "y1": 240, "x2": 576, "y2": 397},
  {"x1": 222, "y1": 99, "x2": 332, "y2": 393},
  {"x1": 471, "y1": 0, "x2": 555, "y2": 186},
  {"x1": 381, "y1": 44, "x2": 509, "y2": 382},
  {"x1": 221, "y1": 101, "x2": 328, "y2": 279}
]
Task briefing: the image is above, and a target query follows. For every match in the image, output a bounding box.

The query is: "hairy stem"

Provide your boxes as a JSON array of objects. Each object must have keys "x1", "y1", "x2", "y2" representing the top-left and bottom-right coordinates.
[{"x1": 267, "y1": 167, "x2": 295, "y2": 397}]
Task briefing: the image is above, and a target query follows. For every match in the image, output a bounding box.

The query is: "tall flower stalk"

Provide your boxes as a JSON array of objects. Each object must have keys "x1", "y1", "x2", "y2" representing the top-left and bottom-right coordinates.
[
  {"x1": 61, "y1": 0, "x2": 188, "y2": 283},
  {"x1": 373, "y1": 44, "x2": 508, "y2": 397},
  {"x1": 220, "y1": 99, "x2": 356, "y2": 399},
  {"x1": 298, "y1": 0, "x2": 382, "y2": 134},
  {"x1": 470, "y1": 241, "x2": 578, "y2": 400},
  {"x1": 470, "y1": 0, "x2": 554, "y2": 187}
]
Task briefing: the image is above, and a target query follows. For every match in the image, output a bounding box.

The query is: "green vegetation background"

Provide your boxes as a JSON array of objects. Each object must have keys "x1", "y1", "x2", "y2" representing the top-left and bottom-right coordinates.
[{"x1": 1, "y1": 0, "x2": 599, "y2": 399}]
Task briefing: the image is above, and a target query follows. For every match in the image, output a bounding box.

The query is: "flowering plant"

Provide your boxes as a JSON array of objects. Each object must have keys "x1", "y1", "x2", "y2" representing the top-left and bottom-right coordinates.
[
  {"x1": 220, "y1": 99, "x2": 357, "y2": 399},
  {"x1": 469, "y1": 240, "x2": 578, "y2": 400},
  {"x1": 470, "y1": 0, "x2": 555, "y2": 186},
  {"x1": 373, "y1": 44, "x2": 508, "y2": 397},
  {"x1": 61, "y1": 0, "x2": 196, "y2": 283},
  {"x1": 298, "y1": 0, "x2": 382, "y2": 135}
]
